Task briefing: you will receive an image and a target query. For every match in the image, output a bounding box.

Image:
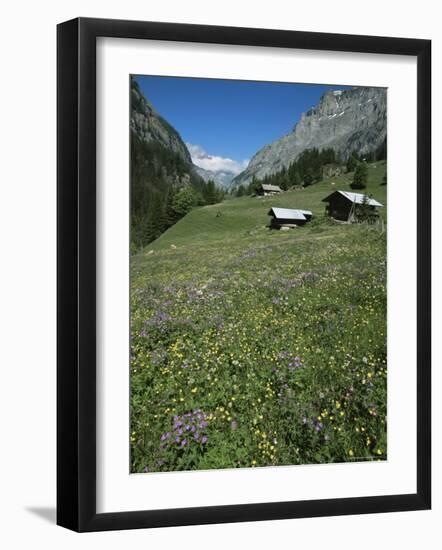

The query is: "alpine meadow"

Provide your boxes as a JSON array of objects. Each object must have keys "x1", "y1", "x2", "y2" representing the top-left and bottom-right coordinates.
[{"x1": 130, "y1": 76, "x2": 387, "y2": 473}]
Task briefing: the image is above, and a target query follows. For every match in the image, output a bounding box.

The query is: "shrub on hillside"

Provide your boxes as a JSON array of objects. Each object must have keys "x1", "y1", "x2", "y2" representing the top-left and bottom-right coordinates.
[{"x1": 350, "y1": 162, "x2": 368, "y2": 189}]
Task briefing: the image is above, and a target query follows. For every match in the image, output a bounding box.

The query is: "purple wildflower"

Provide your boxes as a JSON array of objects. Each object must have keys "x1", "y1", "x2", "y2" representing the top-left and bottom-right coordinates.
[{"x1": 160, "y1": 409, "x2": 211, "y2": 451}]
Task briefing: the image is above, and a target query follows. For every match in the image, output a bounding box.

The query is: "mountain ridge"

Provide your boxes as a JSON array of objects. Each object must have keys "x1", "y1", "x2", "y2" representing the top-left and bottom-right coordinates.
[
  {"x1": 131, "y1": 80, "x2": 193, "y2": 165},
  {"x1": 232, "y1": 87, "x2": 386, "y2": 187},
  {"x1": 131, "y1": 79, "x2": 215, "y2": 249}
]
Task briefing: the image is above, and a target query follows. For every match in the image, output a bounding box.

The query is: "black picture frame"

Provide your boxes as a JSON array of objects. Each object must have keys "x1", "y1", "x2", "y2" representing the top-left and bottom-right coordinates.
[{"x1": 57, "y1": 17, "x2": 431, "y2": 532}]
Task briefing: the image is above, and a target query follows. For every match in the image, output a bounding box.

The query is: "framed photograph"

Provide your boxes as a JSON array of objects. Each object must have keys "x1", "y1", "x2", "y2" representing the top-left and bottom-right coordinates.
[{"x1": 57, "y1": 17, "x2": 431, "y2": 532}]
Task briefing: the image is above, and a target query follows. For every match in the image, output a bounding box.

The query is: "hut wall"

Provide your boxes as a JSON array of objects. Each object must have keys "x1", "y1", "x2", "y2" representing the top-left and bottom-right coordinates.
[
  {"x1": 325, "y1": 194, "x2": 352, "y2": 220},
  {"x1": 270, "y1": 217, "x2": 306, "y2": 227}
]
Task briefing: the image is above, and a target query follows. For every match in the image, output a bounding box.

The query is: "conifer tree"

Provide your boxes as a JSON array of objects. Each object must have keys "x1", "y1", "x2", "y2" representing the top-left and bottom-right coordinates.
[
  {"x1": 236, "y1": 185, "x2": 245, "y2": 197},
  {"x1": 351, "y1": 161, "x2": 368, "y2": 189},
  {"x1": 346, "y1": 152, "x2": 359, "y2": 172}
]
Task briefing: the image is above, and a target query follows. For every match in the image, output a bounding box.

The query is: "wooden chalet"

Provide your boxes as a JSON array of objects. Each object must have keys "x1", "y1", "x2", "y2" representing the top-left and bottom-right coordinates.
[
  {"x1": 322, "y1": 190, "x2": 383, "y2": 222},
  {"x1": 258, "y1": 183, "x2": 282, "y2": 196}
]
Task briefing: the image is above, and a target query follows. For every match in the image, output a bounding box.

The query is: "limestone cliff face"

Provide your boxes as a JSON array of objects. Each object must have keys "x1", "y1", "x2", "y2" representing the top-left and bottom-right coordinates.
[{"x1": 233, "y1": 87, "x2": 386, "y2": 186}]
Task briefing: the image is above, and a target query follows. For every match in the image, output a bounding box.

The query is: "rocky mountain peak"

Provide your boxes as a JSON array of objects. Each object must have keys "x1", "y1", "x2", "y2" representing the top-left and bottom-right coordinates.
[{"x1": 233, "y1": 86, "x2": 386, "y2": 187}]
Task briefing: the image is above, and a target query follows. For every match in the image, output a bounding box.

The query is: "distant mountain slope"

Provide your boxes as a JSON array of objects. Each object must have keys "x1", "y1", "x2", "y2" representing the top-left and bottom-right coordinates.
[
  {"x1": 194, "y1": 165, "x2": 237, "y2": 189},
  {"x1": 131, "y1": 79, "x2": 208, "y2": 249},
  {"x1": 131, "y1": 80, "x2": 193, "y2": 164},
  {"x1": 232, "y1": 87, "x2": 386, "y2": 187},
  {"x1": 132, "y1": 82, "x2": 236, "y2": 189}
]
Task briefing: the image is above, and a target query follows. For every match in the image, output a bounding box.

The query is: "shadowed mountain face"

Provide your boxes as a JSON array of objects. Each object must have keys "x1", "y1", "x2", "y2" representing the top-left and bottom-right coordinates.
[
  {"x1": 232, "y1": 87, "x2": 386, "y2": 187},
  {"x1": 131, "y1": 80, "x2": 193, "y2": 164},
  {"x1": 130, "y1": 80, "x2": 208, "y2": 249}
]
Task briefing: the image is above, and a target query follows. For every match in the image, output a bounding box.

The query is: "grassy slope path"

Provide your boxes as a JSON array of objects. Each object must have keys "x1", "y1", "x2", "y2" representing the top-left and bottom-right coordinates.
[{"x1": 130, "y1": 162, "x2": 387, "y2": 472}]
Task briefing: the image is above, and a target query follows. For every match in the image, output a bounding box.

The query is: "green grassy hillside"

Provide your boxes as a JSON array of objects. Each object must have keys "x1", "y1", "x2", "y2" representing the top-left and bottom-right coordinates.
[
  {"x1": 147, "y1": 161, "x2": 386, "y2": 251},
  {"x1": 130, "y1": 161, "x2": 387, "y2": 473}
]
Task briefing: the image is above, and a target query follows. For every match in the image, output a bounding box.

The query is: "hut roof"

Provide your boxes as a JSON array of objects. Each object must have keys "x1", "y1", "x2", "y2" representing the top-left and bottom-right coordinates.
[
  {"x1": 261, "y1": 184, "x2": 282, "y2": 192},
  {"x1": 322, "y1": 190, "x2": 383, "y2": 207},
  {"x1": 299, "y1": 209, "x2": 313, "y2": 217},
  {"x1": 268, "y1": 207, "x2": 307, "y2": 221}
]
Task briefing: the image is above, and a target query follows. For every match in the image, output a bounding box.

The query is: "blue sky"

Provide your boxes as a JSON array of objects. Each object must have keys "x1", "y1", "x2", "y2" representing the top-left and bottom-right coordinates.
[{"x1": 134, "y1": 75, "x2": 350, "y2": 174}]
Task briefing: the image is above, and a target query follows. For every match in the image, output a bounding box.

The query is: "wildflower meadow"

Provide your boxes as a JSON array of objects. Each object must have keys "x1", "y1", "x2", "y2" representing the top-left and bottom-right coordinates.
[{"x1": 130, "y1": 163, "x2": 387, "y2": 473}]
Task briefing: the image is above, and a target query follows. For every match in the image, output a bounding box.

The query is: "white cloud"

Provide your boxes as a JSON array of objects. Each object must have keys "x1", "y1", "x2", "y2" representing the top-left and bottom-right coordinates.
[{"x1": 186, "y1": 143, "x2": 248, "y2": 175}]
